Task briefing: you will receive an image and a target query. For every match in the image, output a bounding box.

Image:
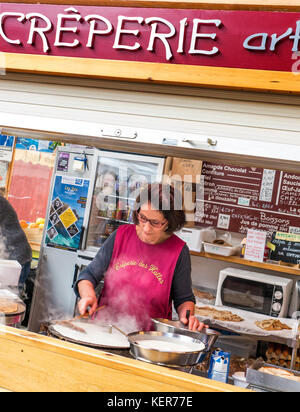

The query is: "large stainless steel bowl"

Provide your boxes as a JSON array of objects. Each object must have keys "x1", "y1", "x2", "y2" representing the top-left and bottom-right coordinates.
[
  {"x1": 152, "y1": 318, "x2": 219, "y2": 354},
  {"x1": 127, "y1": 331, "x2": 206, "y2": 367}
]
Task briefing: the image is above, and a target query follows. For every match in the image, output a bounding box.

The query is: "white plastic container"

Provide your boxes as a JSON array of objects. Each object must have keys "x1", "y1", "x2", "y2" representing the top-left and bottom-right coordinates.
[
  {"x1": 232, "y1": 372, "x2": 249, "y2": 388},
  {"x1": 176, "y1": 227, "x2": 216, "y2": 252},
  {"x1": 203, "y1": 242, "x2": 241, "y2": 257},
  {"x1": 0, "y1": 260, "x2": 22, "y2": 288}
]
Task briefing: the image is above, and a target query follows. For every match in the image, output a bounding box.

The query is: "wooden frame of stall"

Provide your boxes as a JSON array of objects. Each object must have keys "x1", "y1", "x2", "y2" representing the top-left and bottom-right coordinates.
[
  {"x1": 1, "y1": 0, "x2": 300, "y2": 95},
  {"x1": 0, "y1": 325, "x2": 250, "y2": 392}
]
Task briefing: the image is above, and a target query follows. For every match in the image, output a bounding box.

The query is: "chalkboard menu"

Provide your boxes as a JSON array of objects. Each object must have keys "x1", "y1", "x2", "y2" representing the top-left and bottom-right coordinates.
[
  {"x1": 195, "y1": 162, "x2": 300, "y2": 236},
  {"x1": 270, "y1": 232, "x2": 300, "y2": 265}
]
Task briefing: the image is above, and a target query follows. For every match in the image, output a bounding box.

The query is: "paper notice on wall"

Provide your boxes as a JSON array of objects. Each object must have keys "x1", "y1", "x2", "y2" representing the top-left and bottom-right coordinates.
[{"x1": 244, "y1": 229, "x2": 268, "y2": 263}]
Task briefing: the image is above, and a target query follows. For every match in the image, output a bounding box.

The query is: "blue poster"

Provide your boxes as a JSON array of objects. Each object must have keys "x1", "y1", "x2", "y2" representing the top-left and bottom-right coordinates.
[
  {"x1": 45, "y1": 175, "x2": 90, "y2": 251},
  {"x1": 15, "y1": 137, "x2": 56, "y2": 152},
  {"x1": 0, "y1": 134, "x2": 14, "y2": 148}
]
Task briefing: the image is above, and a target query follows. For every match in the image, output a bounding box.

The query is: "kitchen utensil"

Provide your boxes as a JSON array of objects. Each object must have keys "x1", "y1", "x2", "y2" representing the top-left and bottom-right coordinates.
[
  {"x1": 152, "y1": 318, "x2": 219, "y2": 353},
  {"x1": 108, "y1": 323, "x2": 140, "y2": 345},
  {"x1": 52, "y1": 304, "x2": 107, "y2": 334},
  {"x1": 56, "y1": 320, "x2": 87, "y2": 334},
  {"x1": 75, "y1": 304, "x2": 106, "y2": 320},
  {"x1": 127, "y1": 330, "x2": 206, "y2": 367},
  {"x1": 186, "y1": 310, "x2": 190, "y2": 322}
]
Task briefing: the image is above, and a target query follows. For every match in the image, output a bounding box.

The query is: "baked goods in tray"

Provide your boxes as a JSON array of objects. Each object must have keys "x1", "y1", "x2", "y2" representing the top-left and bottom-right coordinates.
[
  {"x1": 194, "y1": 306, "x2": 244, "y2": 322},
  {"x1": 192, "y1": 288, "x2": 214, "y2": 301},
  {"x1": 258, "y1": 366, "x2": 300, "y2": 382},
  {"x1": 0, "y1": 298, "x2": 19, "y2": 314},
  {"x1": 255, "y1": 319, "x2": 292, "y2": 331}
]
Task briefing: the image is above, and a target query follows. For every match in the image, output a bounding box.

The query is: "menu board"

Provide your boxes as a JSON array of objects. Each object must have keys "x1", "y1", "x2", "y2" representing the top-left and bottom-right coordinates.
[{"x1": 195, "y1": 162, "x2": 300, "y2": 236}]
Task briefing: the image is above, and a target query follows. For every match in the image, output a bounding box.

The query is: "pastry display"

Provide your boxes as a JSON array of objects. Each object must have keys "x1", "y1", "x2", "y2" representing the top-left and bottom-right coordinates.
[
  {"x1": 255, "y1": 319, "x2": 292, "y2": 331},
  {"x1": 0, "y1": 298, "x2": 19, "y2": 314},
  {"x1": 258, "y1": 366, "x2": 300, "y2": 382},
  {"x1": 194, "y1": 306, "x2": 244, "y2": 322},
  {"x1": 192, "y1": 289, "x2": 214, "y2": 301}
]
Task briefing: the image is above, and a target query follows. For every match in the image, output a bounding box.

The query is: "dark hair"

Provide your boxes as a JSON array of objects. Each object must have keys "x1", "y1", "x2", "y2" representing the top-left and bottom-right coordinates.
[{"x1": 133, "y1": 183, "x2": 186, "y2": 233}]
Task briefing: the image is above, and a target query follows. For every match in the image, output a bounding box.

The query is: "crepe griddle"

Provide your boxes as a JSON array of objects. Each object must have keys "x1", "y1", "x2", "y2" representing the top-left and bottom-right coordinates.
[{"x1": 48, "y1": 320, "x2": 130, "y2": 349}]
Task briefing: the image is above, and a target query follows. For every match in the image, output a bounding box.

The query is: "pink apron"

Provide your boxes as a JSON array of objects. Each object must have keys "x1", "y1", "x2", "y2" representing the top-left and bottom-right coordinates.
[{"x1": 95, "y1": 224, "x2": 185, "y2": 330}]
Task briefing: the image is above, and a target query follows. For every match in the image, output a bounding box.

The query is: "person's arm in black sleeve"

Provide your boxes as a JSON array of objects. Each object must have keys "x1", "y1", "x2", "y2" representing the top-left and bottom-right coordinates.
[
  {"x1": 171, "y1": 244, "x2": 195, "y2": 310},
  {"x1": 73, "y1": 229, "x2": 116, "y2": 297},
  {"x1": 170, "y1": 244, "x2": 205, "y2": 331}
]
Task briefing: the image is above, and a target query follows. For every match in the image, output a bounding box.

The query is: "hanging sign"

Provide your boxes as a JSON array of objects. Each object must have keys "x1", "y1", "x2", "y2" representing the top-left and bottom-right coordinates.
[
  {"x1": 196, "y1": 162, "x2": 300, "y2": 236},
  {"x1": 0, "y1": 4, "x2": 299, "y2": 72}
]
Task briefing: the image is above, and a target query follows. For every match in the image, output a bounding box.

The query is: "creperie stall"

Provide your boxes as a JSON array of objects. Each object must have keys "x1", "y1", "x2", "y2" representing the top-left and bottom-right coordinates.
[{"x1": 0, "y1": 0, "x2": 300, "y2": 393}]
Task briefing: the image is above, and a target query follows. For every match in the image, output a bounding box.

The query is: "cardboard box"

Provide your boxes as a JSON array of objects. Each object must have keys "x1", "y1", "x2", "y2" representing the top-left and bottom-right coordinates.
[
  {"x1": 171, "y1": 158, "x2": 203, "y2": 183},
  {"x1": 171, "y1": 180, "x2": 196, "y2": 227}
]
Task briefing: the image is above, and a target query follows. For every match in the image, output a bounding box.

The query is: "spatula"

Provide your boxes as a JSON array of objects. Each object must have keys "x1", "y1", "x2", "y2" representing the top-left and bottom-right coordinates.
[{"x1": 53, "y1": 305, "x2": 106, "y2": 334}]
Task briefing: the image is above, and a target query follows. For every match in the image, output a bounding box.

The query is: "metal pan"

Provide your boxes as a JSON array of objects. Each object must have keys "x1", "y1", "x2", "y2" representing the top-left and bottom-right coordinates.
[
  {"x1": 246, "y1": 359, "x2": 300, "y2": 392},
  {"x1": 152, "y1": 318, "x2": 219, "y2": 353},
  {"x1": 127, "y1": 331, "x2": 206, "y2": 367}
]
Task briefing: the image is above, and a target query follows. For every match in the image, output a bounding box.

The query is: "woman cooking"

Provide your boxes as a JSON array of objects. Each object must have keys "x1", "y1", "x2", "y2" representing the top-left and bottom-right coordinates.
[{"x1": 74, "y1": 183, "x2": 204, "y2": 332}]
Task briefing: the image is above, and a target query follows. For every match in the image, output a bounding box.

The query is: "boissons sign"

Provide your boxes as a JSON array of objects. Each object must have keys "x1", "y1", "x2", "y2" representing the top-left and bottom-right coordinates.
[{"x1": 0, "y1": 3, "x2": 299, "y2": 71}]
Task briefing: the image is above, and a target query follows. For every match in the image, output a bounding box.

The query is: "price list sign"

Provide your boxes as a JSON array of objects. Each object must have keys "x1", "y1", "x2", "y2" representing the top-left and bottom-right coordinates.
[{"x1": 196, "y1": 162, "x2": 300, "y2": 235}]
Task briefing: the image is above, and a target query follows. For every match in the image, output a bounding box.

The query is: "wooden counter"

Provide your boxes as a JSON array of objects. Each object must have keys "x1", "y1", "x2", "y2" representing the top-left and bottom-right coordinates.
[{"x1": 0, "y1": 325, "x2": 250, "y2": 392}]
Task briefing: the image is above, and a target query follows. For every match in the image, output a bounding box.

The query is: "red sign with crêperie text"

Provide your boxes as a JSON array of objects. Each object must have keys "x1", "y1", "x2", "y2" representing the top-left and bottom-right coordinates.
[{"x1": 0, "y1": 3, "x2": 299, "y2": 71}]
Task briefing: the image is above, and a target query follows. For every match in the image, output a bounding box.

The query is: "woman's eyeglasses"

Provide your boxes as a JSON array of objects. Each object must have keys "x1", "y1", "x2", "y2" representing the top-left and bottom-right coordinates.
[{"x1": 137, "y1": 213, "x2": 167, "y2": 229}]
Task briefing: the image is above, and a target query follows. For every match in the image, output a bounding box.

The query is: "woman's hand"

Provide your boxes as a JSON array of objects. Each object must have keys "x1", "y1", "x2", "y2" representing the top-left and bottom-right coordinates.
[
  {"x1": 177, "y1": 302, "x2": 208, "y2": 332},
  {"x1": 77, "y1": 280, "x2": 98, "y2": 316},
  {"x1": 180, "y1": 313, "x2": 207, "y2": 332},
  {"x1": 78, "y1": 296, "x2": 98, "y2": 316}
]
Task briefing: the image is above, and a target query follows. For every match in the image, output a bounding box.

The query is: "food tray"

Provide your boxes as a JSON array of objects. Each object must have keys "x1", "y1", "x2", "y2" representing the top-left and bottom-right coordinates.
[
  {"x1": 246, "y1": 359, "x2": 300, "y2": 392},
  {"x1": 203, "y1": 242, "x2": 241, "y2": 257},
  {"x1": 194, "y1": 303, "x2": 299, "y2": 343}
]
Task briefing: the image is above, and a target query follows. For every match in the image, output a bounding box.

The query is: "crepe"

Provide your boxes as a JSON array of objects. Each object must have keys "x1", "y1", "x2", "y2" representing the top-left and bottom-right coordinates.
[
  {"x1": 255, "y1": 319, "x2": 292, "y2": 331},
  {"x1": 194, "y1": 306, "x2": 244, "y2": 322},
  {"x1": 259, "y1": 366, "x2": 300, "y2": 382},
  {"x1": 51, "y1": 321, "x2": 130, "y2": 348},
  {"x1": 0, "y1": 298, "x2": 19, "y2": 314}
]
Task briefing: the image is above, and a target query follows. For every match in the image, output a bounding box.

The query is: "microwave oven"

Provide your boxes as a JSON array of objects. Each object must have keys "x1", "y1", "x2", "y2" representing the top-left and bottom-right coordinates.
[{"x1": 215, "y1": 268, "x2": 293, "y2": 318}]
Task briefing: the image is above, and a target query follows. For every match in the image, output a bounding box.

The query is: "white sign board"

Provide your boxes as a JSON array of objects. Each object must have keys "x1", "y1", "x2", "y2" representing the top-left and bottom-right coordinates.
[{"x1": 244, "y1": 229, "x2": 267, "y2": 263}]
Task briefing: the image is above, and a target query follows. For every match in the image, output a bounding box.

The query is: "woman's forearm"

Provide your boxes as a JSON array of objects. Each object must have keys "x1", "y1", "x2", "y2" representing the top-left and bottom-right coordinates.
[{"x1": 78, "y1": 280, "x2": 96, "y2": 299}]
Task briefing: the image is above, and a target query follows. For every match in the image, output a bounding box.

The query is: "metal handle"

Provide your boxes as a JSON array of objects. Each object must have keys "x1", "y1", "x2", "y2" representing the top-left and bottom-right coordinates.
[
  {"x1": 186, "y1": 310, "x2": 191, "y2": 321},
  {"x1": 100, "y1": 128, "x2": 137, "y2": 140},
  {"x1": 182, "y1": 137, "x2": 217, "y2": 146},
  {"x1": 71, "y1": 264, "x2": 79, "y2": 289}
]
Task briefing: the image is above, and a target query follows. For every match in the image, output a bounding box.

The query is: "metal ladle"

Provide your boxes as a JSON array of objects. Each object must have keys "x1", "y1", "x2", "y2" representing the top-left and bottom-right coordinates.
[{"x1": 108, "y1": 323, "x2": 139, "y2": 345}]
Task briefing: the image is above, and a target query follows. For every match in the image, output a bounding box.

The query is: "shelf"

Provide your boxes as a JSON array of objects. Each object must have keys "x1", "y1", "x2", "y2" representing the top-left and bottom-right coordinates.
[
  {"x1": 100, "y1": 194, "x2": 136, "y2": 202},
  {"x1": 94, "y1": 215, "x2": 132, "y2": 224},
  {"x1": 190, "y1": 251, "x2": 300, "y2": 277}
]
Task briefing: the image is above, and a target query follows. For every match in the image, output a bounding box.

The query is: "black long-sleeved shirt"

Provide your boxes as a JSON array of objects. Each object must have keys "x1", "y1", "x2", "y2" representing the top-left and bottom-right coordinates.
[
  {"x1": 0, "y1": 196, "x2": 32, "y2": 265},
  {"x1": 74, "y1": 229, "x2": 195, "y2": 310}
]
